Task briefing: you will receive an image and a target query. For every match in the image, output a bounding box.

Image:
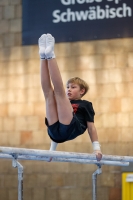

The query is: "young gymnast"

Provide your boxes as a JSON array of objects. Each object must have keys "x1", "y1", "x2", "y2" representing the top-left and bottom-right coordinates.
[{"x1": 38, "y1": 33, "x2": 102, "y2": 161}]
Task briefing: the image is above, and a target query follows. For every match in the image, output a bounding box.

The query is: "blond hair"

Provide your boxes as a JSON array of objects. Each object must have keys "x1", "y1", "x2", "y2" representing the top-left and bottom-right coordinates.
[{"x1": 66, "y1": 77, "x2": 89, "y2": 97}]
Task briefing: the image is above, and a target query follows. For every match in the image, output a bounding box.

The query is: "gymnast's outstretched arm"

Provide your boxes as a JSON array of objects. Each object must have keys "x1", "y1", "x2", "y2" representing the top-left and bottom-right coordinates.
[{"x1": 87, "y1": 122, "x2": 102, "y2": 161}]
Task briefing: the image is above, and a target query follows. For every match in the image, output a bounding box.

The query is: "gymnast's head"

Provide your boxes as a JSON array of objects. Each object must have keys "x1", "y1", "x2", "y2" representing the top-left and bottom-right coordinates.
[{"x1": 66, "y1": 77, "x2": 89, "y2": 98}]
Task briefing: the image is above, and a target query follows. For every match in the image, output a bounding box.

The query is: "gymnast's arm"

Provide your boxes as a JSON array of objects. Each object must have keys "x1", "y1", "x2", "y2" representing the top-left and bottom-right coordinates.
[{"x1": 87, "y1": 122, "x2": 102, "y2": 161}]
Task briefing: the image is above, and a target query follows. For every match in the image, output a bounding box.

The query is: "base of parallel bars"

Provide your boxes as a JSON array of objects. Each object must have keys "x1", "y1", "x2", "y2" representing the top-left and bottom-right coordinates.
[
  {"x1": 12, "y1": 157, "x2": 23, "y2": 200},
  {"x1": 92, "y1": 165, "x2": 102, "y2": 200}
]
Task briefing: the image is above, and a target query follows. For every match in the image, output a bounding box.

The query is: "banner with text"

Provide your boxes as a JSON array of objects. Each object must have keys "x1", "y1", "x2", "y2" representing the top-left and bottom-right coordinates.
[{"x1": 22, "y1": 0, "x2": 133, "y2": 44}]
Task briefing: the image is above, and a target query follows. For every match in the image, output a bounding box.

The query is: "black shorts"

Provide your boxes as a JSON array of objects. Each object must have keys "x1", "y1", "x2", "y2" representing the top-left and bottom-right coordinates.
[{"x1": 45, "y1": 115, "x2": 86, "y2": 143}]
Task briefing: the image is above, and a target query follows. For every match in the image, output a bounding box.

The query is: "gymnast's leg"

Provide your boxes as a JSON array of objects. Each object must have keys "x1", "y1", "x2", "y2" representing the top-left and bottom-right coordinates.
[
  {"x1": 39, "y1": 34, "x2": 58, "y2": 126},
  {"x1": 39, "y1": 35, "x2": 58, "y2": 154},
  {"x1": 45, "y1": 34, "x2": 73, "y2": 125}
]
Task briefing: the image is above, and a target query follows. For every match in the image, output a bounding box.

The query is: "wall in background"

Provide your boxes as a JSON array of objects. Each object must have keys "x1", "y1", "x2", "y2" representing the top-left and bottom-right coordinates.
[{"x1": 0, "y1": 0, "x2": 133, "y2": 200}]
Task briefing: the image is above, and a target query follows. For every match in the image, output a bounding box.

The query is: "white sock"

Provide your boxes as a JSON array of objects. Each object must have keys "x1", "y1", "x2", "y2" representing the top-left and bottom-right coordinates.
[
  {"x1": 50, "y1": 140, "x2": 58, "y2": 151},
  {"x1": 38, "y1": 34, "x2": 46, "y2": 59},
  {"x1": 45, "y1": 34, "x2": 55, "y2": 59}
]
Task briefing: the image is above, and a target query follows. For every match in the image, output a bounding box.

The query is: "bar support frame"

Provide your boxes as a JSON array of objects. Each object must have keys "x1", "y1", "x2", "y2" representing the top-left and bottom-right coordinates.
[
  {"x1": 92, "y1": 165, "x2": 102, "y2": 200},
  {"x1": 12, "y1": 156, "x2": 23, "y2": 200}
]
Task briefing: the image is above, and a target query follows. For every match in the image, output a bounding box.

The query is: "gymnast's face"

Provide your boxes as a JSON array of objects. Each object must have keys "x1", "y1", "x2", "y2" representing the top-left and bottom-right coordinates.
[{"x1": 66, "y1": 83, "x2": 85, "y2": 100}]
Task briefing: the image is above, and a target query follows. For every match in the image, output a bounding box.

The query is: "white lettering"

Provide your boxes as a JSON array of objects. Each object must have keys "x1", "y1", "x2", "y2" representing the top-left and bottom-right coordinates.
[
  {"x1": 95, "y1": 0, "x2": 102, "y2": 2},
  {"x1": 88, "y1": 7, "x2": 96, "y2": 20},
  {"x1": 61, "y1": 12, "x2": 68, "y2": 22},
  {"x1": 53, "y1": 10, "x2": 61, "y2": 23},
  {"x1": 107, "y1": 0, "x2": 121, "y2": 4},
  {"x1": 67, "y1": 8, "x2": 76, "y2": 21},
  {"x1": 123, "y1": 3, "x2": 132, "y2": 17},
  {"x1": 75, "y1": 10, "x2": 89, "y2": 20},
  {"x1": 86, "y1": 0, "x2": 95, "y2": 2},
  {"x1": 97, "y1": 6, "x2": 105, "y2": 19},
  {"x1": 77, "y1": 0, "x2": 86, "y2": 4},
  {"x1": 105, "y1": 5, "x2": 109, "y2": 18},
  {"x1": 116, "y1": 7, "x2": 123, "y2": 18},
  {"x1": 109, "y1": 8, "x2": 116, "y2": 18},
  {"x1": 61, "y1": 0, "x2": 71, "y2": 5},
  {"x1": 61, "y1": 0, "x2": 102, "y2": 5},
  {"x1": 52, "y1": 4, "x2": 132, "y2": 23},
  {"x1": 87, "y1": 0, "x2": 102, "y2": 2},
  {"x1": 72, "y1": 0, "x2": 76, "y2": 4}
]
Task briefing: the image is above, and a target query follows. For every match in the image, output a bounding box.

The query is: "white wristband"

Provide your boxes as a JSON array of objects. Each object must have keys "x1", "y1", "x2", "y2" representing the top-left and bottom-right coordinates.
[
  {"x1": 50, "y1": 140, "x2": 58, "y2": 151},
  {"x1": 92, "y1": 141, "x2": 101, "y2": 151}
]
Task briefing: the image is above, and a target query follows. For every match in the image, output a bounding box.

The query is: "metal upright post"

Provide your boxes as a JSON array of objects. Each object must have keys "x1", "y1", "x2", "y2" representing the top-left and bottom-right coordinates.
[
  {"x1": 12, "y1": 157, "x2": 24, "y2": 200},
  {"x1": 92, "y1": 165, "x2": 102, "y2": 200}
]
